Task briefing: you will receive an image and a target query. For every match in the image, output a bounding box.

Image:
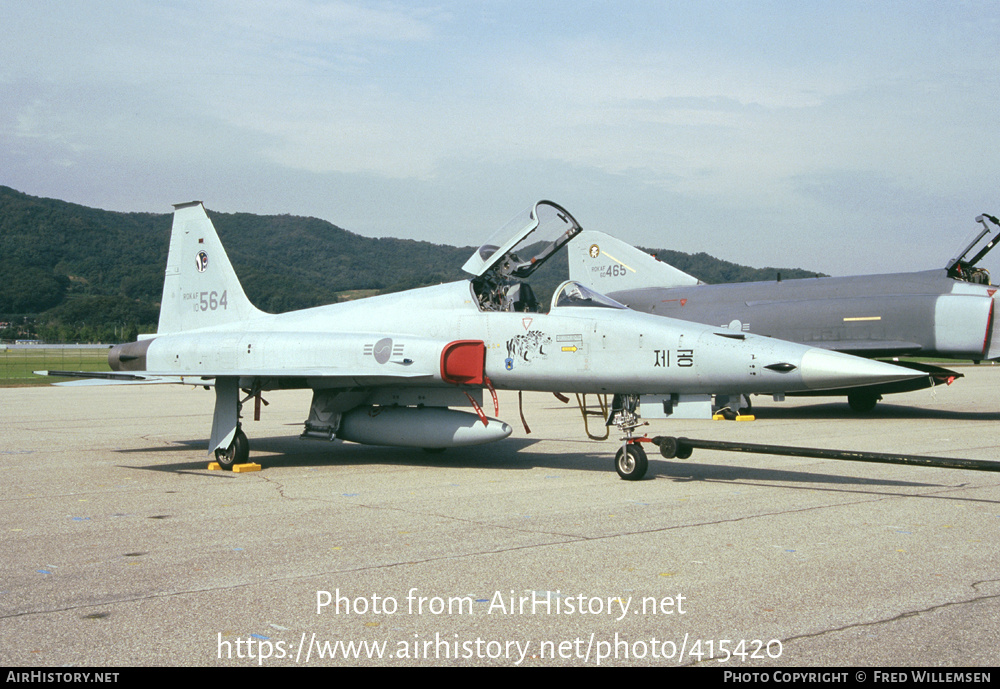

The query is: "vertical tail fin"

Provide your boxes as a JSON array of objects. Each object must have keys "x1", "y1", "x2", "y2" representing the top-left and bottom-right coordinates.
[
  {"x1": 157, "y1": 202, "x2": 264, "y2": 334},
  {"x1": 568, "y1": 230, "x2": 703, "y2": 294}
]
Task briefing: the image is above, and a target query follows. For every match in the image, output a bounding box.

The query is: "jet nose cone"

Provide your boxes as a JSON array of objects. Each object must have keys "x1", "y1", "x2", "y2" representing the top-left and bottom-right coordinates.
[{"x1": 798, "y1": 349, "x2": 923, "y2": 391}]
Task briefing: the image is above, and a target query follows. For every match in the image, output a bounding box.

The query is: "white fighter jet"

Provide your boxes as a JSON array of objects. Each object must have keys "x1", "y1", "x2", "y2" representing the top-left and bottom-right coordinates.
[{"x1": 39, "y1": 200, "x2": 924, "y2": 479}]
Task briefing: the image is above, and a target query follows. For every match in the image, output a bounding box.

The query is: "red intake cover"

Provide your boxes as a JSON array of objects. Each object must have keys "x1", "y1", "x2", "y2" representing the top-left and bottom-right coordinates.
[{"x1": 441, "y1": 340, "x2": 486, "y2": 385}]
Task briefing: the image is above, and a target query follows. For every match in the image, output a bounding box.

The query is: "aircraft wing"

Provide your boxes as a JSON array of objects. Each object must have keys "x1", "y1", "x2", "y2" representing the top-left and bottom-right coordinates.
[{"x1": 36, "y1": 368, "x2": 438, "y2": 387}]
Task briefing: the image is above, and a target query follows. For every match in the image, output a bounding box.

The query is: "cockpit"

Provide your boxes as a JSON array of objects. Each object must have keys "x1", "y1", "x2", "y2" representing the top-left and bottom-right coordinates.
[
  {"x1": 946, "y1": 213, "x2": 1000, "y2": 284},
  {"x1": 463, "y1": 200, "x2": 588, "y2": 313},
  {"x1": 551, "y1": 281, "x2": 627, "y2": 310}
]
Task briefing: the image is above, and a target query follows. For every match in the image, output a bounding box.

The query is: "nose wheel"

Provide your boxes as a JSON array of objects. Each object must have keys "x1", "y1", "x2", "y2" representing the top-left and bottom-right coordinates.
[
  {"x1": 615, "y1": 442, "x2": 649, "y2": 481},
  {"x1": 214, "y1": 427, "x2": 249, "y2": 470},
  {"x1": 609, "y1": 394, "x2": 651, "y2": 480}
]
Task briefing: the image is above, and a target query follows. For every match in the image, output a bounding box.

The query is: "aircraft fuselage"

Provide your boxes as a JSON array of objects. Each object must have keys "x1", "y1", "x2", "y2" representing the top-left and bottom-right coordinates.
[
  {"x1": 604, "y1": 270, "x2": 999, "y2": 360},
  {"x1": 125, "y1": 280, "x2": 905, "y2": 397}
]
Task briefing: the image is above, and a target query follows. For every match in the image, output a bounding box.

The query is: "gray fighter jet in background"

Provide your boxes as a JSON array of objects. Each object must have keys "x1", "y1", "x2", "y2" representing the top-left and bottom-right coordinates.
[
  {"x1": 40, "y1": 200, "x2": 923, "y2": 479},
  {"x1": 568, "y1": 215, "x2": 1000, "y2": 412}
]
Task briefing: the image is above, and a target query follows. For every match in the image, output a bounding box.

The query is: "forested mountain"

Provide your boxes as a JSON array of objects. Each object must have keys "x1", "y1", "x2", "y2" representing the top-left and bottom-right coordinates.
[{"x1": 0, "y1": 186, "x2": 822, "y2": 343}]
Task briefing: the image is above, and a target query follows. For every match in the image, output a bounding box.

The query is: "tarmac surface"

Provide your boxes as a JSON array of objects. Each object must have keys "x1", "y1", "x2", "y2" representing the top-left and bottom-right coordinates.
[{"x1": 2, "y1": 368, "x2": 1000, "y2": 667}]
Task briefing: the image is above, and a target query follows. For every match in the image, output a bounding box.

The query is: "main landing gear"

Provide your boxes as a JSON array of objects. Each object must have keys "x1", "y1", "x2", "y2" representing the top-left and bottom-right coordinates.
[
  {"x1": 214, "y1": 426, "x2": 249, "y2": 470},
  {"x1": 210, "y1": 381, "x2": 267, "y2": 470},
  {"x1": 847, "y1": 391, "x2": 880, "y2": 413}
]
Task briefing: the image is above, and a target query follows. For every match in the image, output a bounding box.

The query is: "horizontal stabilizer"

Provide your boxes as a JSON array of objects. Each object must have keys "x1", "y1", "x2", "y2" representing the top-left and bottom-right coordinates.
[
  {"x1": 50, "y1": 377, "x2": 185, "y2": 387},
  {"x1": 35, "y1": 370, "x2": 186, "y2": 385}
]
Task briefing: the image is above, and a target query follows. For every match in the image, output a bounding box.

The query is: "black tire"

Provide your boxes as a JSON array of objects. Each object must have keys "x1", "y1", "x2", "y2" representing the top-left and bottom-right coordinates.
[
  {"x1": 847, "y1": 392, "x2": 879, "y2": 413},
  {"x1": 421, "y1": 447, "x2": 446, "y2": 454},
  {"x1": 214, "y1": 428, "x2": 249, "y2": 470},
  {"x1": 676, "y1": 441, "x2": 693, "y2": 460},
  {"x1": 658, "y1": 436, "x2": 678, "y2": 459},
  {"x1": 615, "y1": 444, "x2": 648, "y2": 481}
]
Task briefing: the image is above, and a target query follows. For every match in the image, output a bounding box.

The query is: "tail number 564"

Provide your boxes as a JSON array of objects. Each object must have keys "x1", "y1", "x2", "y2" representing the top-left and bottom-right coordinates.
[{"x1": 197, "y1": 290, "x2": 228, "y2": 311}]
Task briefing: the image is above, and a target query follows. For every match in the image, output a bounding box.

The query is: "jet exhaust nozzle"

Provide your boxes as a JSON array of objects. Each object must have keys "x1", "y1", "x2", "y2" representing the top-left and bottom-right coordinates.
[{"x1": 108, "y1": 339, "x2": 154, "y2": 371}]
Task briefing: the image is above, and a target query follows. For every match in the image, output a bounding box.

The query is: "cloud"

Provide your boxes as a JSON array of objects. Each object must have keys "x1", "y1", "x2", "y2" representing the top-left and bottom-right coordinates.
[{"x1": 2, "y1": 2, "x2": 1000, "y2": 276}]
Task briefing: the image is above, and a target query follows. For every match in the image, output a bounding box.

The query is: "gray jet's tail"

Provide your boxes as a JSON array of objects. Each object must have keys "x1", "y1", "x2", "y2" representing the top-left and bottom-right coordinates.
[{"x1": 568, "y1": 230, "x2": 703, "y2": 294}]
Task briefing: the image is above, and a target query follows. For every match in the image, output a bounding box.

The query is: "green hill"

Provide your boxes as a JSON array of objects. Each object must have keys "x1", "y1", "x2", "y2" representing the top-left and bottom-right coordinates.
[{"x1": 0, "y1": 186, "x2": 822, "y2": 343}]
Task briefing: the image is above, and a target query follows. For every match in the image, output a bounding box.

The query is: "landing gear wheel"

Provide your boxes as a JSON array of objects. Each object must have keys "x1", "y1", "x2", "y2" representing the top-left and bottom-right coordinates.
[
  {"x1": 659, "y1": 436, "x2": 692, "y2": 459},
  {"x1": 422, "y1": 447, "x2": 446, "y2": 454},
  {"x1": 615, "y1": 443, "x2": 648, "y2": 481},
  {"x1": 675, "y1": 438, "x2": 693, "y2": 460},
  {"x1": 658, "y1": 436, "x2": 678, "y2": 459},
  {"x1": 214, "y1": 428, "x2": 249, "y2": 470},
  {"x1": 847, "y1": 392, "x2": 879, "y2": 413}
]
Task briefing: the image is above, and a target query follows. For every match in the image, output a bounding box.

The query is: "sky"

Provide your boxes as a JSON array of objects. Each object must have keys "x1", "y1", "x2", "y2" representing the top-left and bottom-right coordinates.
[{"x1": 3, "y1": 1, "x2": 1000, "y2": 276}]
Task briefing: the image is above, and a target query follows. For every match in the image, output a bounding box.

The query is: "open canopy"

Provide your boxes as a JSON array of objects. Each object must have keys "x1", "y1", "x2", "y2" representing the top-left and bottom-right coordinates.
[{"x1": 461, "y1": 200, "x2": 583, "y2": 279}]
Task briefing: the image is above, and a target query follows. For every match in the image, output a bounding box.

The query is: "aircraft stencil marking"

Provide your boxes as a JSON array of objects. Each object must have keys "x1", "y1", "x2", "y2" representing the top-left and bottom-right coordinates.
[{"x1": 557, "y1": 334, "x2": 583, "y2": 354}]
